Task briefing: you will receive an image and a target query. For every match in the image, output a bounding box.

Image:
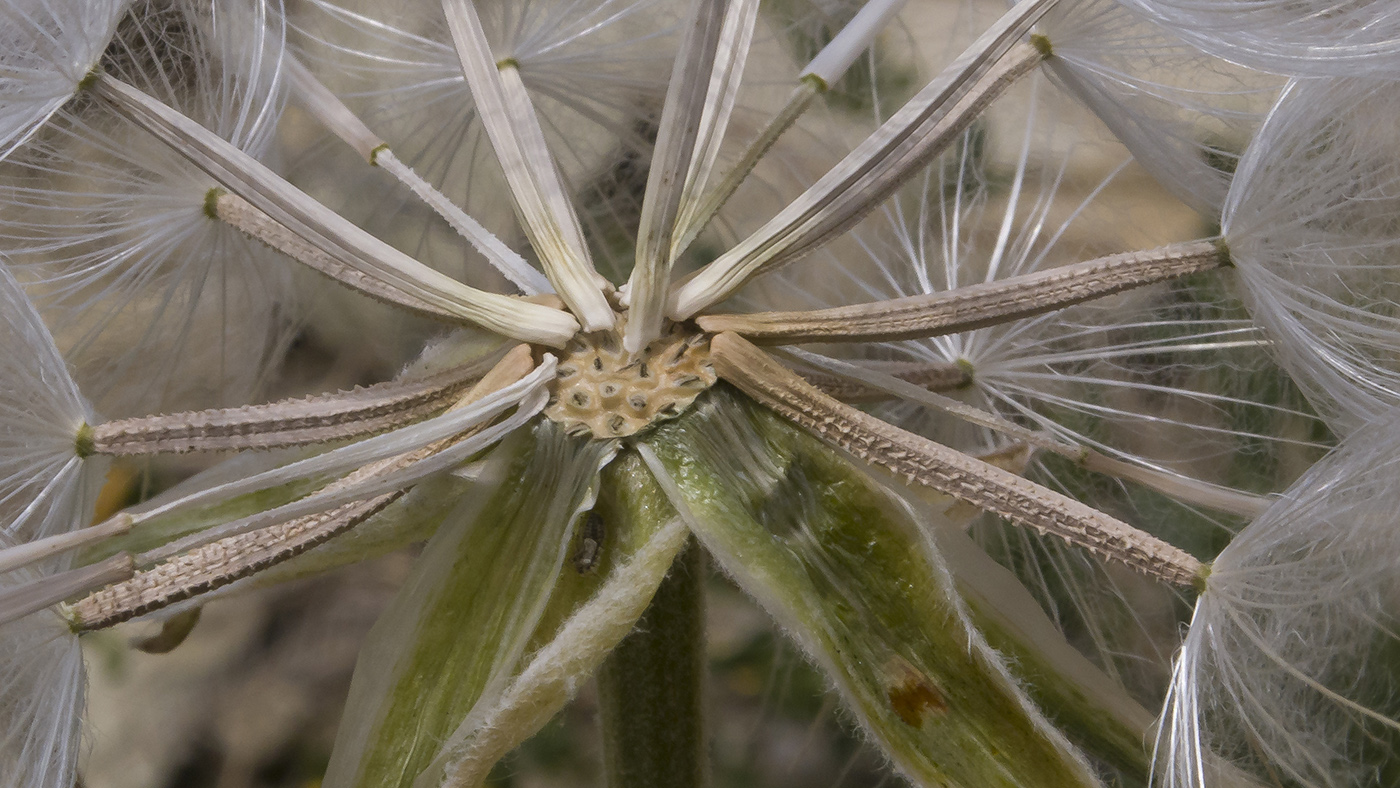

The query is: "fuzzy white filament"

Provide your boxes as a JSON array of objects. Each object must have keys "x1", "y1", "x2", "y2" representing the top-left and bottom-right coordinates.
[
  {"x1": 1118, "y1": 0, "x2": 1400, "y2": 77},
  {"x1": 1036, "y1": 0, "x2": 1281, "y2": 213},
  {"x1": 0, "y1": 555, "x2": 87, "y2": 788},
  {"x1": 0, "y1": 0, "x2": 127, "y2": 161},
  {"x1": 1224, "y1": 76, "x2": 1400, "y2": 434},
  {"x1": 1159, "y1": 417, "x2": 1400, "y2": 787},
  {"x1": 2, "y1": 0, "x2": 297, "y2": 415},
  {"x1": 0, "y1": 261, "x2": 102, "y2": 543}
]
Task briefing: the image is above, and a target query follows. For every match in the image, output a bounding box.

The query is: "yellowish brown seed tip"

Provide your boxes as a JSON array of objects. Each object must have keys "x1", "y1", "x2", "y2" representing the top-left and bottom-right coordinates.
[
  {"x1": 1214, "y1": 238, "x2": 1233, "y2": 267},
  {"x1": 1029, "y1": 34, "x2": 1053, "y2": 58},
  {"x1": 74, "y1": 423, "x2": 96, "y2": 459},
  {"x1": 1193, "y1": 561, "x2": 1212, "y2": 595},
  {"x1": 76, "y1": 68, "x2": 102, "y2": 92},
  {"x1": 954, "y1": 358, "x2": 976, "y2": 387},
  {"x1": 202, "y1": 187, "x2": 226, "y2": 220}
]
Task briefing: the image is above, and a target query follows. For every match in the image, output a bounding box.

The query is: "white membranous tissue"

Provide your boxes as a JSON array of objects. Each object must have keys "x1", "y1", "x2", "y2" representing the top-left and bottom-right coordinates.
[{"x1": 1, "y1": 0, "x2": 1397, "y2": 786}]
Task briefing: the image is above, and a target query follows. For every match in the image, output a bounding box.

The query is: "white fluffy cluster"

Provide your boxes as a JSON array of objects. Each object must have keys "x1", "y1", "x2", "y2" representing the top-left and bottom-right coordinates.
[{"x1": 1161, "y1": 420, "x2": 1400, "y2": 788}]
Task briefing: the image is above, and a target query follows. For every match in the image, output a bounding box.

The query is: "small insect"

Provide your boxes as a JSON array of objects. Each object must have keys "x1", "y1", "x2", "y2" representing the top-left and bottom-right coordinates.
[
  {"x1": 884, "y1": 655, "x2": 947, "y2": 728},
  {"x1": 572, "y1": 511, "x2": 605, "y2": 574}
]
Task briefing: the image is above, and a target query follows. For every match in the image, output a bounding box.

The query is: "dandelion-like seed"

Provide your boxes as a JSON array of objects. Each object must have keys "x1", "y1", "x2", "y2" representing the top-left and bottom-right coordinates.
[{"x1": 1, "y1": 0, "x2": 1396, "y2": 787}]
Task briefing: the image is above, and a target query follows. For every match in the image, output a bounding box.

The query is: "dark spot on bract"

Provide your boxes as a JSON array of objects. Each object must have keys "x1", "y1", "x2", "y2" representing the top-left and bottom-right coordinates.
[{"x1": 884, "y1": 656, "x2": 946, "y2": 727}]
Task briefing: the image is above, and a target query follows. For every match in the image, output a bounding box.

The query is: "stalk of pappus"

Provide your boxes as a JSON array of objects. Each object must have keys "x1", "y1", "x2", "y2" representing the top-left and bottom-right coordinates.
[
  {"x1": 668, "y1": 0, "x2": 1060, "y2": 319},
  {"x1": 85, "y1": 73, "x2": 579, "y2": 347},
  {"x1": 778, "y1": 348, "x2": 1270, "y2": 519},
  {"x1": 698, "y1": 241, "x2": 1230, "y2": 343},
  {"x1": 288, "y1": 0, "x2": 680, "y2": 287},
  {"x1": 0, "y1": 518, "x2": 133, "y2": 576},
  {"x1": 666, "y1": 0, "x2": 912, "y2": 259},
  {"x1": 726, "y1": 89, "x2": 1316, "y2": 537},
  {"x1": 63, "y1": 350, "x2": 551, "y2": 631},
  {"x1": 711, "y1": 332, "x2": 1205, "y2": 589},
  {"x1": 624, "y1": 0, "x2": 761, "y2": 354},
  {"x1": 282, "y1": 55, "x2": 552, "y2": 295},
  {"x1": 82, "y1": 334, "x2": 500, "y2": 456},
  {"x1": 440, "y1": 0, "x2": 616, "y2": 331},
  {"x1": 132, "y1": 357, "x2": 552, "y2": 567},
  {"x1": 98, "y1": 356, "x2": 555, "y2": 566},
  {"x1": 0, "y1": 553, "x2": 134, "y2": 627}
]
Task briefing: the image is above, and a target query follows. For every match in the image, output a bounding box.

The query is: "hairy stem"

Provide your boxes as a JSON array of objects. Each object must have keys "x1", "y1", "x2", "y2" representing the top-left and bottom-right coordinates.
[{"x1": 597, "y1": 537, "x2": 708, "y2": 788}]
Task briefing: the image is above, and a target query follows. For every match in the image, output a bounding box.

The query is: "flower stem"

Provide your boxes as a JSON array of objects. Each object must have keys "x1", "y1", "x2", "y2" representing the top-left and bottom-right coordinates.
[{"x1": 597, "y1": 536, "x2": 708, "y2": 788}]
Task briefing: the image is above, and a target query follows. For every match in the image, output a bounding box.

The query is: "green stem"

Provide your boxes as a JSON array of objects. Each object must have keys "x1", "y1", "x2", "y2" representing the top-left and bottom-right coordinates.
[{"x1": 597, "y1": 537, "x2": 708, "y2": 788}]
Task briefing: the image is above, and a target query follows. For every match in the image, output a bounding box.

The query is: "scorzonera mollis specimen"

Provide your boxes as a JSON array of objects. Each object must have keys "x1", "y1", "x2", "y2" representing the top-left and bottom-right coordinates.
[{"x1": 1, "y1": 0, "x2": 1396, "y2": 786}]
